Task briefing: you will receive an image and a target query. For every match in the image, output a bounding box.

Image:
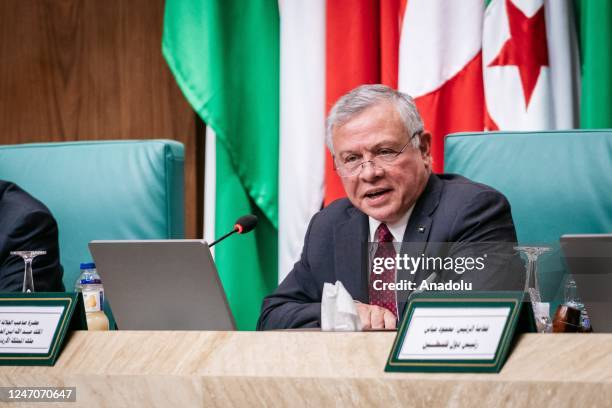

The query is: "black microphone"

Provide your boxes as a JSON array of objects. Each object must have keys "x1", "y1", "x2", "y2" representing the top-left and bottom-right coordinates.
[{"x1": 208, "y1": 215, "x2": 258, "y2": 247}]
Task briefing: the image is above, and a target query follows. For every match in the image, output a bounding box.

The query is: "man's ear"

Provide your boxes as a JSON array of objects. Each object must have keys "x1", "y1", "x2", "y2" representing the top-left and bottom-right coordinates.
[{"x1": 418, "y1": 131, "x2": 432, "y2": 160}]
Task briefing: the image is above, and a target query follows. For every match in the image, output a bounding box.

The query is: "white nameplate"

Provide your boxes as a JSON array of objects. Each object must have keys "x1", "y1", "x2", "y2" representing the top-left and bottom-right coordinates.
[
  {"x1": 0, "y1": 306, "x2": 65, "y2": 354},
  {"x1": 398, "y1": 307, "x2": 511, "y2": 360}
]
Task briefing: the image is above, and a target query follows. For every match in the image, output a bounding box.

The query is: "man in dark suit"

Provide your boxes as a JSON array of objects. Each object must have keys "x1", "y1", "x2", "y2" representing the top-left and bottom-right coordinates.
[
  {"x1": 0, "y1": 180, "x2": 64, "y2": 292},
  {"x1": 258, "y1": 85, "x2": 523, "y2": 330}
]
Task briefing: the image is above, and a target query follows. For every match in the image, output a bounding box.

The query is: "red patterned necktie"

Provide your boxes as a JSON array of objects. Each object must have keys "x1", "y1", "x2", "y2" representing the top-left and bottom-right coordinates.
[{"x1": 369, "y1": 223, "x2": 398, "y2": 317}]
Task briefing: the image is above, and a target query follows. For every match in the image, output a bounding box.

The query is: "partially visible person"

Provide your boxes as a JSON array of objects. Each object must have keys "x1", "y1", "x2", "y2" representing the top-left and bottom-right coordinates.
[{"x1": 0, "y1": 180, "x2": 64, "y2": 291}]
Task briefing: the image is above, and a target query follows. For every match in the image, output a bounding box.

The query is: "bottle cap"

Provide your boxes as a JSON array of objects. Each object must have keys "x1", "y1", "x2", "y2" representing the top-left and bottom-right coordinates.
[{"x1": 80, "y1": 262, "x2": 96, "y2": 269}]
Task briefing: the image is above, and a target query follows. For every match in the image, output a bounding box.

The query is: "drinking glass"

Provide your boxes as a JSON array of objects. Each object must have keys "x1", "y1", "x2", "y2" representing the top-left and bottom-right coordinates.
[
  {"x1": 515, "y1": 246, "x2": 552, "y2": 332},
  {"x1": 9, "y1": 250, "x2": 46, "y2": 293}
]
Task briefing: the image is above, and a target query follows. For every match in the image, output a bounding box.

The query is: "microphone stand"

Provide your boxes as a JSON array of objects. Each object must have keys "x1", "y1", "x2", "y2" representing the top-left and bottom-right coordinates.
[{"x1": 208, "y1": 228, "x2": 238, "y2": 247}]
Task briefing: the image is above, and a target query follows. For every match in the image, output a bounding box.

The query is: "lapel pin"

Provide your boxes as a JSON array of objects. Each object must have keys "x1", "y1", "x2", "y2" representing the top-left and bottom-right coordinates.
[{"x1": 418, "y1": 226, "x2": 426, "y2": 233}]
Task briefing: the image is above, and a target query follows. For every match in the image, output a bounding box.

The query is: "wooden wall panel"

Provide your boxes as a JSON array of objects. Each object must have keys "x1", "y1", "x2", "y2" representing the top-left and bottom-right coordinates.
[{"x1": 0, "y1": 0, "x2": 201, "y2": 238}]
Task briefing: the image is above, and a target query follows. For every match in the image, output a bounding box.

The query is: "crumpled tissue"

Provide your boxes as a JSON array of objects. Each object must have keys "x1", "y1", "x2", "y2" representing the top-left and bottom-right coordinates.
[{"x1": 321, "y1": 280, "x2": 362, "y2": 331}]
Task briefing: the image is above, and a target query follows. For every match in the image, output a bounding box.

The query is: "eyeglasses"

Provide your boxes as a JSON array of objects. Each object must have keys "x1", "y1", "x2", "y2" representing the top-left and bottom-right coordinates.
[{"x1": 334, "y1": 131, "x2": 421, "y2": 178}]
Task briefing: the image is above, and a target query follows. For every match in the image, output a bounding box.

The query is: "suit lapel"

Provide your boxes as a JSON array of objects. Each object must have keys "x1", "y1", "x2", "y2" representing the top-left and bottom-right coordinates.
[
  {"x1": 334, "y1": 207, "x2": 369, "y2": 303},
  {"x1": 398, "y1": 174, "x2": 443, "y2": 317},
  {"x1": 401, "y1": 174, "x2": 442, "y2": 255}
]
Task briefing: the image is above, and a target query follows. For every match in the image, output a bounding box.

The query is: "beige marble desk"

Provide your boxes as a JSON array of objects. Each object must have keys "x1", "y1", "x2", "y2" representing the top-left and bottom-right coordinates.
[{"x1": 0, "y1": 331, "x2": 611, "y2": 407}]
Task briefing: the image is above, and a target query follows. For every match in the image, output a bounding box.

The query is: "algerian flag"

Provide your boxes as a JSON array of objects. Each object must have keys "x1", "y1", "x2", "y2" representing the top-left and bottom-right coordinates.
[
  {"x1": 162, "y1": 0, "x2": 279, "y2": 330},
  {"x1": 483, "y1": 0, "x2": 579, "y2": 130}
]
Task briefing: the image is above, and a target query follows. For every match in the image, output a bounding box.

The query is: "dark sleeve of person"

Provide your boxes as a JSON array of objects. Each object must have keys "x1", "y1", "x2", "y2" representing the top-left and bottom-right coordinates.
[
  {"x1": 257, "y1": 214, "x2": 323, "y2": 330},
  {"x1": 0, "y1": 210, "x2": 65, "y2": 292},
  {"x1": 442, "y1": 189, "x2": 525, "y2": 291}
]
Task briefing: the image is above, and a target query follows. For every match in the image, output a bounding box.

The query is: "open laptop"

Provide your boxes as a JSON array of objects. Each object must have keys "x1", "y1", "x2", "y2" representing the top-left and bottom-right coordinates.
[
  {"x1": 88, "y1": 240, "x2": 236, "y2": 330},
  {"x1": 560, "y1": 234, "x2": 612, "y2": 332}
]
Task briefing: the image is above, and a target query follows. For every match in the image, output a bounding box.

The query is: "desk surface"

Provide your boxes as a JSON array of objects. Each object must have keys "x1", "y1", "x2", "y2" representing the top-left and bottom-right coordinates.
[{"x1": 1, "y1": 331, "x2": 611, "y2": 407}]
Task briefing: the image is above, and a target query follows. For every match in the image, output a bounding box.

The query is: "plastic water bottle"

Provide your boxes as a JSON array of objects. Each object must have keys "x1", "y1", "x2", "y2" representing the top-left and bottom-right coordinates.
[{"x1": 75, "y1": 262, "x2": 109, "y2": 330}]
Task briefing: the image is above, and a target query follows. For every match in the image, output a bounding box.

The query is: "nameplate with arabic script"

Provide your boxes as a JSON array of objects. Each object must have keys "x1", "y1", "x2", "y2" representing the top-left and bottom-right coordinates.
[
  {"x1": 0, "y1": 293, "x2": 86, "y2": 366},
  {"x1": 386, "y1": 291, "x2": 535, "y2": 373}
]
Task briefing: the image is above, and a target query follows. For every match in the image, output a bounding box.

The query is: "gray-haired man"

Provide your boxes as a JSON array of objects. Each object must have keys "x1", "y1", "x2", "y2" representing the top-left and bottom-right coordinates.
[{"x1": 258, "y1": 84, "x2": 523, "y2": 331}]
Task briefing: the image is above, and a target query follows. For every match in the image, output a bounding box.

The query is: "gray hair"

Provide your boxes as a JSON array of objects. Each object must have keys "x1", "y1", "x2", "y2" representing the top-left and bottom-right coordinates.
[{"x1": 326, "y1": 84, "x2": 424, "y2": 154}]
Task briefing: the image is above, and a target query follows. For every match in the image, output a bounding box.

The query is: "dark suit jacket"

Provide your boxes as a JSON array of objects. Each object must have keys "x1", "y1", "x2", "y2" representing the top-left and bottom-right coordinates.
[
  {"x1": 0, "y1": 181, "x2": 64, "y2": 292},
  {"x1": 257, "y1": 174, "x2": 524, "y2": 330}
]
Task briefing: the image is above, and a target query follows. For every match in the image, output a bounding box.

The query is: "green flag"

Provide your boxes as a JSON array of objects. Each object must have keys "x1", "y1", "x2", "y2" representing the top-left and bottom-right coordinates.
[
  {"x1": 578, "y1": 0, "x2": 612, "y2": 128},
  {"x1": 162, "y1": 0, "x2": 279, "y2": 329}
]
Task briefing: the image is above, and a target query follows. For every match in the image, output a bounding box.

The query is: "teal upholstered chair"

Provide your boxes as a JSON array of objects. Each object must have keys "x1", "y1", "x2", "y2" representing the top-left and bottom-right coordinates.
[
  {"x1": 444, "y1": 130, "x2": 612, "y2": 302},
  {"x1": 0, "y1": 140, "x2": 185, "y2": 291}
]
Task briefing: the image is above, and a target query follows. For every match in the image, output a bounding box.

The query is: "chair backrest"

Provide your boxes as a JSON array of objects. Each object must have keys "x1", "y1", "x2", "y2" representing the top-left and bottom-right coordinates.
[
  {"x1": 444, "y1": 130, "x2": 612, "y2": 300},
  {"x1": 0, "y1": 140, "x2": 185, "y2": 289}
]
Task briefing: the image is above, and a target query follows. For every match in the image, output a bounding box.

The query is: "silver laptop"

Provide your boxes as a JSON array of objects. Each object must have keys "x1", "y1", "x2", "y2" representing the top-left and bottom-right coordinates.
[
  {"x1": 88, "y1": 240, "x2": 236, "y2": 330},
  {"x1": 560, "y1": 234, "x2": 612, "y2": 332}
]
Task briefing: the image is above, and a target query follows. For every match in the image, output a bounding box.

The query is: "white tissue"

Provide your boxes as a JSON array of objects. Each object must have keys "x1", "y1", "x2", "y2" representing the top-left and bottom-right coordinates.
[{"x1": 321, "y1": 281, "x2": 362, "y2": 331}]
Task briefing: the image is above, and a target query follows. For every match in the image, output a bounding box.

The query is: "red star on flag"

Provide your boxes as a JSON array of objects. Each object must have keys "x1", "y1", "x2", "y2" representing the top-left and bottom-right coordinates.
[{"x1": 488, "y1": 0, "x2": 549, "y2": 108}]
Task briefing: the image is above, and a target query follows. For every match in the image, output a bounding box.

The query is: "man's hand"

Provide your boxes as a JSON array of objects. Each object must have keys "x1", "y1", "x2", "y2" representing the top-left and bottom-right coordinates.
[{"x1": 355, "y1": 303, "x2": 397, "y2": 330}]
